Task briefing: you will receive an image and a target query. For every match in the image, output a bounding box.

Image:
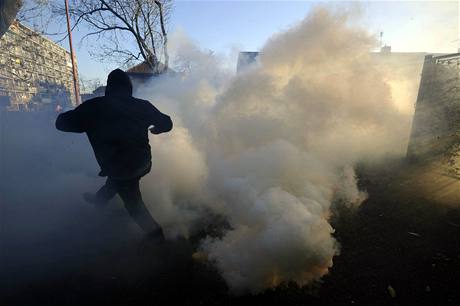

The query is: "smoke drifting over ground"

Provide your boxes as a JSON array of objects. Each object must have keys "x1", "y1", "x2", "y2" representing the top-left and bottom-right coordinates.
[{"x1": 136, "y1": 8, "x2": 415, "y2": 294}]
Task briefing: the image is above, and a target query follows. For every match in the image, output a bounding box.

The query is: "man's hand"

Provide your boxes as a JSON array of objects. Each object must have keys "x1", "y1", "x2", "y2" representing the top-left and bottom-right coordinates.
[
  {"x1": 149, "y1": 115, "x2": 172, "y2": 134},
  {"x1": 149, "y1": 126, "x2": 162, "y2": 134}
]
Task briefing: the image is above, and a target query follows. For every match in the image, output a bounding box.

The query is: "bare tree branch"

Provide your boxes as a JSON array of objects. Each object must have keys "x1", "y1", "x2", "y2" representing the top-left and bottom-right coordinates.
[
  {"x1": 154, "y1": 0, "x2": 168, "y2": 69},
  {"x1": 18, "y1": 0, "x2": 171, "y2": 72}
]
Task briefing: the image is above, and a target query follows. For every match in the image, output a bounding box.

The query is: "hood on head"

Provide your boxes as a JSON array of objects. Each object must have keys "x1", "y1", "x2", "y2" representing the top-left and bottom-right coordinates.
[{"x1": 105, "y1": 69, "x2": 133, "y2": 97}]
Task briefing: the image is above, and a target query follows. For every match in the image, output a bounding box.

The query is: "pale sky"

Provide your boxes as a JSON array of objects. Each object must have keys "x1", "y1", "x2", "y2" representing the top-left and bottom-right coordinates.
[{"x1": 43, "y1": 1, "x2": 459, "y2": 82}]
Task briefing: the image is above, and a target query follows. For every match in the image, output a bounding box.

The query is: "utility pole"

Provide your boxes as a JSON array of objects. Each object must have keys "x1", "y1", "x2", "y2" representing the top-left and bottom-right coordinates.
[{"x1": 64, "y1": 0, "x2": 80, "y2": 105}]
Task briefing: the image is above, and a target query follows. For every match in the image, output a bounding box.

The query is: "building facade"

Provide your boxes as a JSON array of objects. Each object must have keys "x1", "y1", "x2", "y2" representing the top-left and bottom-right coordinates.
[
  {"x1": 407, "y1": 53, "x2": 460, "y2": 162},
  {"x1": 0, "y1": 21, "x2": 79, "y2": 111}
]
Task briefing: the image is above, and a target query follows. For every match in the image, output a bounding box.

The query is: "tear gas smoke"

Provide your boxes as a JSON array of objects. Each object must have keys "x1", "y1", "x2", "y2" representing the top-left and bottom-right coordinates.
[{"x1": 136, "y1": 8, "x2": 417, "y2": 294}]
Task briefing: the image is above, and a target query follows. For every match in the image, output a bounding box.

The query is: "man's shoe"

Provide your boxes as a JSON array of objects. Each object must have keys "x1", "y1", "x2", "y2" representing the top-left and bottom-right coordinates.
[{"x1": 83, "y1": 192, "x2": 107, "y2": 207}]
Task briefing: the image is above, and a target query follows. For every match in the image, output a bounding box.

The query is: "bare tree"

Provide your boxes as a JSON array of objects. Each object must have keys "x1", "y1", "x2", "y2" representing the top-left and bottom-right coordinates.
[
  {"x1": 16, "y1": 0, "x2": 59, "y2": 35},
  {"x1": 62, "y1": 0, "x2": 171, "y2": 72},
  {"x1": 1, "y1": 0, "x2": 56, "y2": 38}
]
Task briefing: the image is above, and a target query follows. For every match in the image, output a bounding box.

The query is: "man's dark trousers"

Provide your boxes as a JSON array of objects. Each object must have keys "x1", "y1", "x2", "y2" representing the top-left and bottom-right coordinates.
[{"x1": 96, "y1": 177, "x2": 164, "y2": 238}]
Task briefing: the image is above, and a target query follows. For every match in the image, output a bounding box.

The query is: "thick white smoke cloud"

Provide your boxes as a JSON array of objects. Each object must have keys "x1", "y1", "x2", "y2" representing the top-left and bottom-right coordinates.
[{"x1": 136, "y1": 8, "x2": 414, "y2": 294}]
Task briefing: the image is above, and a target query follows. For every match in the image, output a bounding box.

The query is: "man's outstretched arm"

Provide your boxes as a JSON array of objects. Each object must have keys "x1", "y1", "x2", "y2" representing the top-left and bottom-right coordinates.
[
  {"x1": 147, "y1": 103, "x2": 173, "y2": 134},
  {"x1": 55, "y1": 103, "x2": 89, "y2": 133}
]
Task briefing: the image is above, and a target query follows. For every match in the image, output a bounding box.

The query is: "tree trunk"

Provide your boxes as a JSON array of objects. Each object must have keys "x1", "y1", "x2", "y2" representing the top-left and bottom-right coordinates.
[
  {"x1": 154, "y1": 0, "x2": 169, "y2": 71},
  {"x1": 0, "y1": 0, "x2": 22, "y2": 38}
]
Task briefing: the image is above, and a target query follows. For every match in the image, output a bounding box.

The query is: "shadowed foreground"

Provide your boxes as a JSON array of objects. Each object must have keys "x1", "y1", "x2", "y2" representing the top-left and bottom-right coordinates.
[{"x1": 3, "y1": 160, "x2": 460, "y2": 305}]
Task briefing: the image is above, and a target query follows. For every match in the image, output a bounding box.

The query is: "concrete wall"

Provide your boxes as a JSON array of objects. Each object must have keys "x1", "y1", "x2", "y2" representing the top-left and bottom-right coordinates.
[{"x1": 407, "y1": 54, "x2": 460, "y2": 161}]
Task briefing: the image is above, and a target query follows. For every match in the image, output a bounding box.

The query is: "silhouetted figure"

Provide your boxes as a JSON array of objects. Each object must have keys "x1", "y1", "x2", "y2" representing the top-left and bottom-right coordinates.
[{"x1": 56, "y1": 69, "x2": 172, "y2": 241}]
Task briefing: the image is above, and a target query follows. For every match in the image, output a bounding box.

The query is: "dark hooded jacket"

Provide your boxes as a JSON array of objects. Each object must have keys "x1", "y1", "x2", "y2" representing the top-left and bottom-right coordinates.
[{"x1": 56, "y1": 69, "x2": 172, "y2": 179}]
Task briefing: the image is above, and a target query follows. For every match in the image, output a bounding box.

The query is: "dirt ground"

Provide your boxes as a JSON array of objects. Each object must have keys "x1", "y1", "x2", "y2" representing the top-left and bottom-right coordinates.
[{"x1": 2, "y1": 157, "x2": 460, "y2": 306}]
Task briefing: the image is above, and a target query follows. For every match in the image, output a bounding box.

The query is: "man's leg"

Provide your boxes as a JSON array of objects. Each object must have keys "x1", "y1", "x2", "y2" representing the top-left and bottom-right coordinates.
[
  {"x1": 95, "y1": 178, "x2": 118, "y2": 202},
  {"x1": 115, "y1": 178, "x2": 165, "y2": 240},
  {"x1": 84, "y1": 178, "x2": 117, "y2": 206}
]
